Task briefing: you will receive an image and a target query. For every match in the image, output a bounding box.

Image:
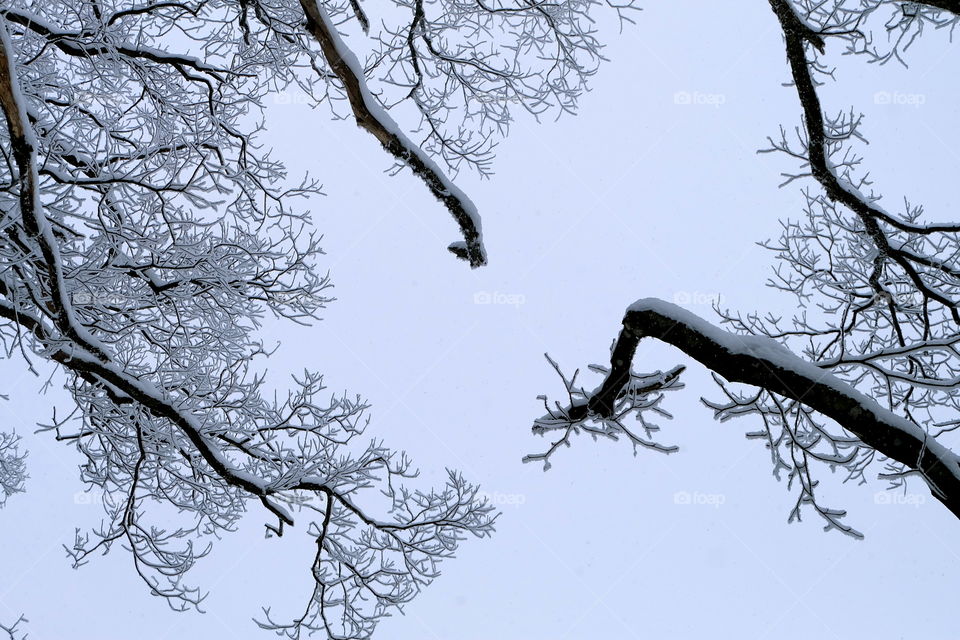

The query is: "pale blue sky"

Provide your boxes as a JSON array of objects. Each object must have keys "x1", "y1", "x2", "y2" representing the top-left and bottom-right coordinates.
[{"x1": 1, "y1": 2, "x2": 958, "y2": 638}]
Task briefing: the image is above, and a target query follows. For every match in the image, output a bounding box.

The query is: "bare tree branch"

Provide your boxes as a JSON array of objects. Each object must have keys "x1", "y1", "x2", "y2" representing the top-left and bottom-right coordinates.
[
  {"x1": 549, "y1": 300, "x2": 960, "y2": 521},
  {"x1": 530, "y1": 0, "x2": 960, "y2": 538},
  {"x1": 0, "y1": 4, "x2": 496, "y2": 636},
  {"x1": 299, "y1": 0, "x2": 486, "y2": 267},
  {"x1": 0, "y1": 431, "x2": 25, "y2": 507}
]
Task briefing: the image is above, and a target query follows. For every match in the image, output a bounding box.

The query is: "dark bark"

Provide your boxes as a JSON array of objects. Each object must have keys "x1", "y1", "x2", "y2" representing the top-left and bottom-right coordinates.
[
  {"x1": 585, "y1": 300, "x2": 960, "y2": 521},
  {"x1": 299, "y1": 0, "x2": 487, "y2": 268}
]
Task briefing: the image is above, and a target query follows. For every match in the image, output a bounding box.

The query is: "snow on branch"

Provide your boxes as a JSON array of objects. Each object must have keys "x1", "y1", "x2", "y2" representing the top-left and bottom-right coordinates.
[
  {"x1": 530, "y1": 299, "x2": 960, "y2": 536},
  {"x1": 299, "y1": 0, "x2": 486, "y2": 267},
  {"x1": 291, "y1": 0, "x2": 637, "y2": 268},
  {"x1": 524, "y1": 354, "x2": 685, "y2": 470},
  {"x1": 767, "y1": 0, "x2": 960, "y2": 318},
  {"x1": 0, "y1": 6, "x2": 494, "y2": 637},
  {"x1": 0, "y1": 431, "x2": 26, "y2": 507},
  {"x1": 529, "y1": 0, "x2": 960, "y2": 536}
]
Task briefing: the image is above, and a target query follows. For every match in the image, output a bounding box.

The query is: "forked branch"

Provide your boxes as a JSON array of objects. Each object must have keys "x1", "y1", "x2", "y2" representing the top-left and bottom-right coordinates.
[{"x1": 568, "y1": 299, "x2": 960, "y2": 520}]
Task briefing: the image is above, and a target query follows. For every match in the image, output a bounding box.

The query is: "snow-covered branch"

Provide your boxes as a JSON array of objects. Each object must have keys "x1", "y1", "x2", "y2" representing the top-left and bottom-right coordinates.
[
  {"x1": 289, "y1": 0, "x2": 635, "y2": 267},
  {"x1": 531, "y1": 299, "x2": 960, "y2": 535},
  {"x1": 0, "y1": 0, "x2": 636, "y2": 630},
  {"x1": 0, "y1": 4, "x2": 495, "y2": 636},
  {"x1": 299, "y1": 0, "x2": 486, "y2": 267},
  {"x1": 0, "y1": 431, "x2": 26, "y2": 507},
  {"x1": 524, "y1": 354, "x2": 685, "y2": 470},
  {"x1": 529, "y1": 5, "x2": 960, "y2": 535}
]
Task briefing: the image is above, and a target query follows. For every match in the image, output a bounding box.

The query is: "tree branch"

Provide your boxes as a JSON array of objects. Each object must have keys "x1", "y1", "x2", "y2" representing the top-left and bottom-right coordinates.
[
  {"x1": 769, "y1": 0, "x2": 960, "y2": 316},
  {"x1": 583, "y1": 298, "x2": 960, "y2": 520},
  {"x1": 915, "y1": 0, "x2": 960, "y2": 14},
  {"x1": 299, "y1": 0, "x2": 486, "y2": 267},
  {"x1": 0, "y1": 15, "x2": 494, "y2": 633}
]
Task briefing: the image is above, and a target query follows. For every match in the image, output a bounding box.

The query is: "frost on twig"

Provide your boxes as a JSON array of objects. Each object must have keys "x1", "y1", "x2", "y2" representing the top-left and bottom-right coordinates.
[
  {"x1": 529, "y1": 0, "x2": 960, "y2": 539},
  {"x1": 703, "y1": 373, "x2": 868, "y2": 539},
  {"x1": 532, "y1": 297, "x2": 960, "y2": 538},
  {"x1": 257, "y1": 469, "x2": 495, "y2": 638},
  {"x1": 296, "y1": 0, "x2": 641, "y2": 266},
  {"x1": 0, "y1": 4, "x2": 495, "y2": 637},
  {"x1": 524, "y1": 352, "x2": 685, "y2": 470},
  {"x1": 0, "y1": 431, "x2": 26, "y2": 507}
]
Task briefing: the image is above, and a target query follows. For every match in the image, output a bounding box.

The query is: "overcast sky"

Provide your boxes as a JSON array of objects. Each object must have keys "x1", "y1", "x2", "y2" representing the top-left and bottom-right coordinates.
[{"x1": 2, "y1": 2, "x2": 959, "y2": 639}]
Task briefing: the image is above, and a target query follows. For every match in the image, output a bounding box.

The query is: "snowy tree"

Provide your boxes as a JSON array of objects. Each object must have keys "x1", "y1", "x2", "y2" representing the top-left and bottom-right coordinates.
[
  {"x1": 0, "y1": 429, "x2": 25, "y2": 640},
  {"x1": 528, "y1": 0, "x2": 960, "y2": 537},
  {"x1": 0, "y1": 0, "x2": 642, "y2": 636},
  {"x1": 0, "y1": 0, "x2": 635, "y2": 634},
  {"x1": 0, "y1": 431, "x2": 25, "y2": 507}
]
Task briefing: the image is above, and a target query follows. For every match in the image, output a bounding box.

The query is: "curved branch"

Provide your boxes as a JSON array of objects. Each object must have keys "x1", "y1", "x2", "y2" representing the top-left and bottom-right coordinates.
[
  {"x1": 299, "y1": 0, "x2": 486, "y2": 267},
  {"x1": 584, "y1": 298, "x2": 960, "y2": 520}
]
